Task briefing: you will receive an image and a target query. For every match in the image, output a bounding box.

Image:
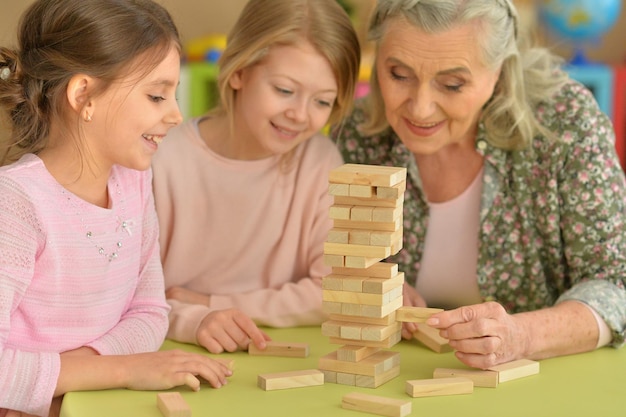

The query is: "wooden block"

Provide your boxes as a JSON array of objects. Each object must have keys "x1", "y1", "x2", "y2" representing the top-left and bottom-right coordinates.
[
  {"x1": 328, "y1": 183, "x2": 349, "y2": 196},
  {"x1": 487, "y1": 359, "x2": 540, "y2": 383},
  {"x1": 337, "y1": 345, "x2": 381, "y2": 362},
  {"x1": 333, "y1": 262, "x2": 398, "y2": 278},
  {"x1": 336, "y1": 372, "x2": 357, "y2": 386},
  {"x1": 327, "y1": 228, "x2": 349, "y2": 244},
  {"x1": 434, "y1": 368, "x2": 499, "y2": 388},
  {"x1": 248, "y1": 341, "x2": 309, "y2": 358},
  {"x1": 258, "y1": 369, "x2": 324, "y2": 391},
  {"x1": 360, "y1": 296, "x2": 403, "y2": 318},
  {"x1": 322, "y1": 275, "x2": 343, "y2": 290},
  {"x1": 330, "y1": 329, "x2": 401, "y2": 349},
  {"x1": 324, "y1": 242, "x2": 391, "y2": 259},
  {"x1": 318, "y1": 350, "x2": 400, "y2": 377},
  {"x1": 334, "y1": 218, "x2": 401, "y2": 232},
  {"x1": 322, "y1": 370, "x2": 337, "y2": 383},
  {"x1": 342, "y1": 275, "x2": 366, "y2": 292},
  {"x1": 362, "y1": 272, "x2": 405, "y2": 294},
  {"x1": 362, "y1": 321, "x2": 402, "y2": 342},
  {"x1": 349, "y1": 184, "x2": 374, "y2": 197},
  {"x1": 323, "y1": 289, "x2": 396, "y2": 306},
  {"x1": 355, "y1": 364, "x2": 401, "y2": 388},
  {"x1": 322, "y1": 320, "x2": 401, "y2": 342},
  {"x1": 405, "y1": 377, "x2": 474, "y2": 398},
  {"x1": 370, "y1": 229, "x2": 402, "y2": 247},
  {"x1": 322, "y1": 301, "x2": 342, "y2": 314},
  {"x1": 349, "y1": 230, "x2": 371, "y2": 245},
  {"x1": 329, "y1": 311, "x2": 397, "y2": 326},
  {"x1": 334, "y1": 195, "x2": 403, "y2": 208},
  {"x1": 323, "y1": 254, "x2": 344, "y2": 267},
  {"x1": 414, "y1": 323, "x2": 453, "y2": 353},
  {"x1": 376, "y1": 180, "x2": 406, "y2": 199},
  {"x1": 321, "y1": 320, "x2": 341, "y2": 337},
  {"x1": 396, "y1": 306, "x2": 444, "y2": 323},
  {"x1": 156, "y1": 392, "x2": 191, "y2": 417},
  {"x1": 341, "y1": 302, "x2": 362, "y2": 316},
  {"x1": 345, "y1": 255, "x2": 383, "y2": 269},
  {"x1": 330, "y1": 164, "x2": 407, "y2": 187},
  {"x1": 342, "y1": 392, "x2": 411, "y2": 417},
  {"x1": 340, "y1": 323, "x2": 362, "y2": 340},
  {"x1": 372, "y1": 206, "x2": 402, "y2": 222},
  {"x1": 329, "y1": 204, "x2": 352, "y2": 220},
  {"x1": 351, "y1": 206, "x2": 374, "y2": 221}
]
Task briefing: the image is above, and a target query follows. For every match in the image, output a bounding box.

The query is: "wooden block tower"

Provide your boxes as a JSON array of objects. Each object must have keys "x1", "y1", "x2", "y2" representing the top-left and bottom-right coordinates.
[{"x1": 319, "y1": 163, "x2": 407, "y2": 388}]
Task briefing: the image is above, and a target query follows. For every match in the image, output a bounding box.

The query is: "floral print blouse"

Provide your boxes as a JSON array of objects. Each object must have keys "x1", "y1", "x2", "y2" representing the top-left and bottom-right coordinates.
[{"x1": 332, "y1": 80, "x2": 626, "y2": 347}]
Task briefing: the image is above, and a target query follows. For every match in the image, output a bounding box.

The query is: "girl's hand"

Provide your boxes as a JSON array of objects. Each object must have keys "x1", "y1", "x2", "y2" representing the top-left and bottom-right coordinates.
[
  {"x1": 122, "y1": 350, "x2": 232, "y2": 391},
  {"x1": 196, "y1": 309, "x2": 271, "y2": 354},
  {"x1": 401, "y1": 283, "x2": 427, "y2": 339}
]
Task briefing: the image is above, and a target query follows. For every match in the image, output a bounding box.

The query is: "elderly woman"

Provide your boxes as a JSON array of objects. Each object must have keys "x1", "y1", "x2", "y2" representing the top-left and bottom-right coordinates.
[{"x1": 332, "y1": 0, "x2": 626, "y2": 369}]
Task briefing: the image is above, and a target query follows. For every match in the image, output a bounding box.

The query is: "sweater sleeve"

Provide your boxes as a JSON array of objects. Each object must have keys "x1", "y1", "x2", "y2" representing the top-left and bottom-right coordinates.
[
  {"x1": 0, "y1": 177, "x2": 60, "y2": 416},
  {"x1": 86, "y1": 169, "x2": 169, "y2": 355}
]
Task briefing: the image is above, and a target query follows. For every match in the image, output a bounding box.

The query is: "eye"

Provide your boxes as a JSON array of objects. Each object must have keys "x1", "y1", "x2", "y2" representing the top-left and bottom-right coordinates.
[
  {"x1": 445, "y1": 84, "x2": 463, "y2": 93},
  {"x1": 390, "y1": 69, "x2": 408, "y2": 81},
  {"x1": 275, "y1": 86, "x2": 293, "y2": 95},
  {"x1": 149, "y1": 95, "x2": 166, "y2": 103},
  {"x1": 316, "y1": 99, "x2": 334, "y2": 108}
]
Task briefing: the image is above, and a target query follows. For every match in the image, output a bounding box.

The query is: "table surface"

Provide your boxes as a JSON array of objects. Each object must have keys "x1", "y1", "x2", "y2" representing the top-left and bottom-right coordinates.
[{"x1": 60, "y1": 326, "x2": 625, "y2": 417}]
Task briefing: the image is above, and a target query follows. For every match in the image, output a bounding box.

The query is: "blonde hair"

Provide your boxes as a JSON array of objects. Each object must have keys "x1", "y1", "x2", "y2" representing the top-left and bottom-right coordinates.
[
  {"x1": 363, "y1": 0, "x2": 568, "y2": 150},
  {"x1": 0, "y1": 0, "x2": 181, "y2": 165},
  {"x1": 215, "y1": 0, "x2": 360, "y2": 128}
]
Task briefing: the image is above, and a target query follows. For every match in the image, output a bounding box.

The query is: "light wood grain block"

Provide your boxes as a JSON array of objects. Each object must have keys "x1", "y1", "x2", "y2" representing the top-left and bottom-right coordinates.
[
  {"x1": 319, "y1": 350, "x2": 400, "y2": 377},
  {"x1": 340, "y1": 323, "x2": 362, "y2": 340},
  {"x1": 351, "y1": 206, "x2": 374, "y2": 221},
  {"x1": 258, "y1": 369, "x2": 324, "y2": 391},
  {"x1": 337, "y1": 345, "x2": 381, "y2": 362},
  {"x1": 362, "y1": 321, "x2": 402, "y2": 342},
  {"x1": 322, "y1": 301, "x2": 342, "y2": 314},
  {"x1": 328, "y1": 183, "x2": 349, "y2": 196},
  {"x1": 342, "y1": 275, "x2": 366, "y2": 292},
  {"x1": 372, "y1": 206, "x2": 402, "y2": 222},
  {"x1": 349, "y1": 230, "x2": 371, "y2": 245},
  {"x1": 248, "y1": 341, "x2": 309, "y2": 358},
  {"x1": 322, "y1": 320, "x2": 401, "y2": 342},
  {"x1": 329, "y1": 204, "x2": 352, "y2": 220},
  {"x1": 324, "y1": 242, "x2": 391, "y2": 259},
  {"x1": 337, "y1": 372, "x2": 357, "y2": 386},
  {"x1": 487, "y1": 359, "x2": 540, "y2": 383},
  {"x1": 345, "y1": 255, "x2": 384, "y2": 269},
  {"x1": 322, "y1": 274, "x2": 344, "y2": 290},
  {"x1": 396, "y1": 306, "x2": 444, "y2": 323},
  {"x1": 329, "y1": 311, "x2": 397, "y2": 326},
  {"x1": 376, "y1": 180, "x2": 407, "y2": 199},
  {"x1": 360, "y1": 296, "x2": 403, "y2": 318},
  {"x1": 434, "y1": 368, "x2": 499, "y2": 388},
  {"x1": 321, "y1": 320, "x2": 341, "y2": 338},
  {"x1": 156, "y1": 392, "x2": 191, "y2": 417},
  {"x1": 323, "y1": 288, "x2": 395, "y2": 306},
  {"x1": 342, "y1": 392, "x2": 411, "y2": 417},
  {"x1": 355, "y1": 365, "x2": 401, "y2": 388},
  {"x1": 341, "y1": 302, "x2": 362, "y2": 316},
  {"x1": 414, "y1": 323, "x2": 453, "y2": 353},
  {"x1": 333, "y1": 262, "x2": 398, "y2": 278},
  {"x1": 405, "y1": 377, "x2": 474, "y2": 398},
  {"x1": 330, "y1": 329, "x2": 401, "y2": 349},
  {"x1": 370, "y1": 229, "x2": 402, "y2": 247},
  {"x1": 323, "y1": 254, "x2": 344, "y2": 267},
  {"x1": 322, "y1": 370, "x2": 337, "y2": 383},
  {"x1": 327, "y1": 228, "x2": 349, "y2": 244},
  {"x1": 334, "y1": 195, "x2": 403, "y2": 208},
  {"x1": 329, "y1": 164, "x2": 407, "y2": 187},
  {"x1": 334, "y1": 217, "x2": 401, "y2": 232},
  {"x1": 362, "y1": 272, "x2": 405, "y2": 295},
  {"x1": 349, "y1": 184, "x2": 374, "y2": 198}
]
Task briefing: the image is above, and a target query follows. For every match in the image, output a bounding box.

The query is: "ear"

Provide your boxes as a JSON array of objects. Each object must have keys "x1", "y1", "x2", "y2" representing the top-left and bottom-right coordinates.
[
  {"x1": 228, "y1": 69, "x2": 245, "y2": 90},
  {"x1": 66, "y1": 74, "x2": 95, "y2": 116}
]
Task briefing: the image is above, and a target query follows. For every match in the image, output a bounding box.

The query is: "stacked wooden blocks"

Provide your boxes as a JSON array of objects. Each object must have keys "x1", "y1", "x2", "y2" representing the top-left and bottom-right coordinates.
[{"x1": 319, "y1": 163, "x2": 407, "y2": 388}]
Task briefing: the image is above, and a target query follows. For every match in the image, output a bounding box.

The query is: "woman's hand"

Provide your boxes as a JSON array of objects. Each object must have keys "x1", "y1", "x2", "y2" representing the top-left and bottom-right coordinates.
[
  {"x1": 401, "y1": 283, "x2": 427, "y2": 339},
  {"x1": 425, "y1": 302, "x2": 529, "y2": 368},
  {"x1": 196, "y1": 309, "x2": 271, "y2": 354},
  {"x1": 122, "y1": 350, "x2": 232, "y2": 391},
  {"x1": 166, "y1": 286, "x2": 211, "y2": 306}
]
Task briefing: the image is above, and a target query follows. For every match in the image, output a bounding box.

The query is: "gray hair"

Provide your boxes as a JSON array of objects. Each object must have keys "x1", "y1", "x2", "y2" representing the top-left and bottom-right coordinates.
[{"x1": 362, "y1": 0, "x2": 567, "y2": 150}]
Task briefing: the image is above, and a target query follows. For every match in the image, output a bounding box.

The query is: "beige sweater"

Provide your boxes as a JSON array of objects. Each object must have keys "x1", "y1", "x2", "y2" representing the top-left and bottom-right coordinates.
[{"x1": 152, "y1": 118, "x2": 342, "y2": 344}]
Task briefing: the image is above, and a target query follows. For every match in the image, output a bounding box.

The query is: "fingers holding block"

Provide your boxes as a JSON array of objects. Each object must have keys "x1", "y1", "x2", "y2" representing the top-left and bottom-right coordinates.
[
  {"x1": 248, "y1": 341, "x2": 309, "y2": 358},
  {"x1": 156, "y1": 392, "x2": 191, "y2": 417},
  {"x1": 395, "y1": 306, "x2": 443, "y2": 323},
  {"x1": 341, "y1": 392, "x2": 411, "y2": 417},
  {"x1": 258, "y1": 369, "x2": 324, "y2": 391},
  {"x1": 487, "y1": 359, "x2": 540, "y2": 383},
  {"x1": 413, "y1": 323, "x2": 453, "y2": 353}
]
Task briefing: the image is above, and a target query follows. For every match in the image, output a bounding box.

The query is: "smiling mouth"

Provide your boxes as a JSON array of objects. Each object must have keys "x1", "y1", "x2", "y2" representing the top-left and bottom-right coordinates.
[
  {"x1": 408, "y1": 120, "x2": 440, "y2": 128},
  {"x1": 143, "y1": 134, "x2": 164, "y2": 145},
  {"x1": 271, "y1": 122, "x2": 300, "y2": 137}
]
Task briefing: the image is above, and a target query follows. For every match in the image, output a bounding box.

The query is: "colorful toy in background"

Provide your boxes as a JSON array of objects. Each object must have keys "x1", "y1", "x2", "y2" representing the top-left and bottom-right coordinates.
[
  {"x1": 177, "y1": 34, "x2": 226, "y2": 120},
  {"x1": 538, "y1": 0, "x2": 621, "y2": 65}
]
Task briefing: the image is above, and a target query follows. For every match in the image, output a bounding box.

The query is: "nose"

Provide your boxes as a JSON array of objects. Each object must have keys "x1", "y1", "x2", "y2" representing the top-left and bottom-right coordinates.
[
  {"x1": 285, "y1": 97, "x2": 308, "y2": 123},
  {"x1": 165, "y1": 101, "x2": 183, "y2": 126},
  {"x1": 408, "y1": 83, "x2": 436, "y2": 119}
]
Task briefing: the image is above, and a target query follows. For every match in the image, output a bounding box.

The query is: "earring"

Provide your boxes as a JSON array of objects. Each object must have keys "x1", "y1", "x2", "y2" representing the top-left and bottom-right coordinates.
[{"x1": 84, "y1": 112, "x2": 92, "y2": 122}]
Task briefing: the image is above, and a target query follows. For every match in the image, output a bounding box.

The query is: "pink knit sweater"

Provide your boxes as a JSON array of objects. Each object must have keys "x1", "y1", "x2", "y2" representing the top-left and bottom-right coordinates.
[
  {"x1": 0, "y1": 154, "x2": 169, "y2": 416},
  {"x1": 152, "y1": 117, "x2": 342, "y2": 345}
]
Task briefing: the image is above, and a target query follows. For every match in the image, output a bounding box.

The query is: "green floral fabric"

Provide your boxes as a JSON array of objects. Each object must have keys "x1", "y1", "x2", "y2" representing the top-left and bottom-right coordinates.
[{"x1": 332, "y1": 80, "x2": 626, "y2": 347}]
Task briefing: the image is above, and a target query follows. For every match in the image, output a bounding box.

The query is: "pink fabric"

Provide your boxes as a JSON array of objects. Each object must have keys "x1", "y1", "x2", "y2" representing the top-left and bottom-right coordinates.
[
  {"x1": 152, "y1": 117, "x2": 342, "y2": 344},
  {"x1": 416, "y1": 166, "x2": 484, "y2": 309},
  {"x1": 0, "y1": 154, "x2": 169, "y2": 416}
]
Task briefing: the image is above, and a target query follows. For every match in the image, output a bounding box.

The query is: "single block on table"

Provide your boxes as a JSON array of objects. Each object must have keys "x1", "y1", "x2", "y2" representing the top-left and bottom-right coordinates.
[
  {"x1": 341, "y1": 392, "x2": 411, "y2": 417},
  {"x1": 156, "y1": 392, "x2": 191, "y2": 417},
  {"x1": 257, "y1": 369, "x2": 324, "y2": 391},
  {"x1": 405, "y1": 377, "x2": 474, "y2": 398}
]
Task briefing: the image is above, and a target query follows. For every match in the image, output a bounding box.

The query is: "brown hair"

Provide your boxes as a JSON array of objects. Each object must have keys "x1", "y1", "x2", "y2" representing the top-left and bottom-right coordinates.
[
  {"x1": 0, "y1": 0, "x2": 181, "y2": 164},
  {"x1": 215, "y1": 0, "x2": 361, "y2": 127}
]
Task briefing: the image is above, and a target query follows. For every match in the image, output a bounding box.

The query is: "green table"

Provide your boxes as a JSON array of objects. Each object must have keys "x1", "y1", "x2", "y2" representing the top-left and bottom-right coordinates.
[{"x1": 60, "y1": 326, "x2": 625, "y2": 417}]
